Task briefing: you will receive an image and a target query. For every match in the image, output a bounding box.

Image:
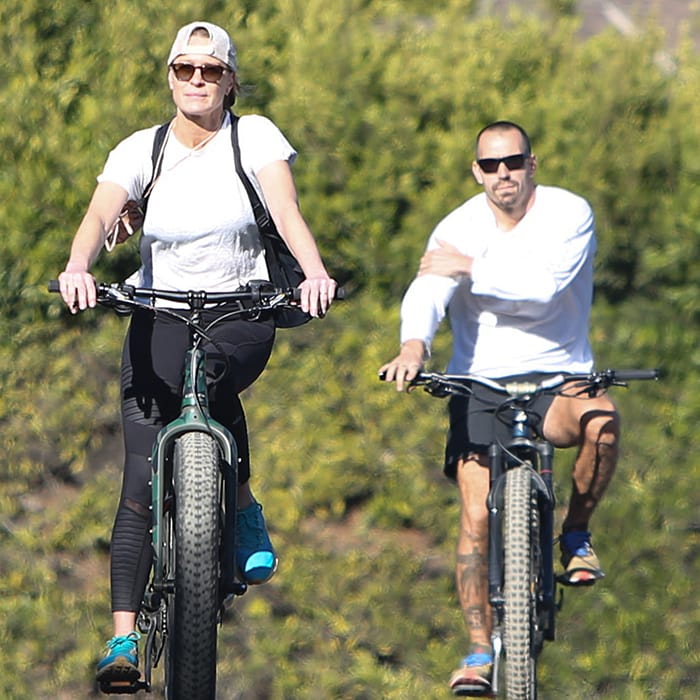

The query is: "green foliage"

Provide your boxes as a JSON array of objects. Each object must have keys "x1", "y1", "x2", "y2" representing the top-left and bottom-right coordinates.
[{"x1": 2, "y1": 0, "x2": 700, "y2": 697}]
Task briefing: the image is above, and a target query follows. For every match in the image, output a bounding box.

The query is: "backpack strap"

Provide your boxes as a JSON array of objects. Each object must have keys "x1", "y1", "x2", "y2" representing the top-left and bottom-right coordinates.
[
  {"x1": 143, "y1": 119, "x2": 172, "y2": 214},
  {"x1": 103, "y1": 120, "x2": 172, "y2": 252},
  {"x1": 229, "y1": 114, "x2": 275, "y2": 233},
  {"x1": 230, "y1": 113, "x2": 310, "y2": 327}
]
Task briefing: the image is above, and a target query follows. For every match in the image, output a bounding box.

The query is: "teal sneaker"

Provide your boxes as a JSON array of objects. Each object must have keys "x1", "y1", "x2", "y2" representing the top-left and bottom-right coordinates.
[
  {"x1": 236, "y1": 502, "x2": 277, "y2": 584},
  {"x1": 96, "y1": 631, "x2": 140, "y2": 685},
  {"x1": 449, "y1": 644, "x2": 494, "y2": 697}
]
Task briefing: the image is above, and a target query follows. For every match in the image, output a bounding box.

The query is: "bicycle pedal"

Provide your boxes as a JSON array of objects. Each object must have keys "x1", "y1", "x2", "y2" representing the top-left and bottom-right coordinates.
[
  {"x1": 556, "y1": 571, "x2": 598, "y2": 587},
  {"x1": 452, "y1": 682, "x2": 495, "y2": 697}
]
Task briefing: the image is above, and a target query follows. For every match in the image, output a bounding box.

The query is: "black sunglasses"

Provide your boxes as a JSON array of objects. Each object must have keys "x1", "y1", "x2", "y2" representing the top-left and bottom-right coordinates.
[
  {"x1": 170, "y1": 63, "x2": 228, "y2": 84},
  {"x1": 476, "y1": 153, "x2": 529, "y2": 174}
]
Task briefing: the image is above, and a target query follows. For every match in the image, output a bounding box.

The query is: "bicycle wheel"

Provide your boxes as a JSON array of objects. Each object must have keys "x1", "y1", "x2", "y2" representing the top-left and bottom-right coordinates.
[
  {"x1": 168, "y1": 431, "x2": 221, "y2": 700},
  {"x1": 504, "y1": 465, "x2": 539, "y2": 700}
]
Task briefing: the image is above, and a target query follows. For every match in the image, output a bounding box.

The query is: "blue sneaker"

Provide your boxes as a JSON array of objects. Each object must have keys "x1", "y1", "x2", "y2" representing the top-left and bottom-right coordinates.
[
  {"x1": 559, "y1": 530, "x2": 605, "y2": 586},
  {"x1": 96, "y1": 631, "x2": 140, "y2": 685},
  {"x1": 236, "y1": 502, "x2": 277, "y2": 584},
  {"x1": 449, "y1": 644, "x2": 494, "y2": 697}
]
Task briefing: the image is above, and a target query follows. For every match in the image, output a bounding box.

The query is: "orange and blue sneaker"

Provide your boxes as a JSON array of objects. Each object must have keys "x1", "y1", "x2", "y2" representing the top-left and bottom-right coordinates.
[
  {"x1": 559, "y1": 530, "x2": 605, "y2": 586},
  {"x1": 96, "y1": 631, "x2": 140, "y2": 687},
  {"x1": 449, "y1": 644, "x2": 494, "y2": 697},
  {"x1": 236, "y1": 502, "x2": 277, "y2": 584}
]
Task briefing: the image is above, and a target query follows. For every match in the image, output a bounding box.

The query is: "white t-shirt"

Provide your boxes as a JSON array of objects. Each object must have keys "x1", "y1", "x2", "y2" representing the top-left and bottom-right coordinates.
[
  {"x1": 97, "y1": 112, "x2": 296, "y2": 296},
  {"x1": 400, "y1": 185, "x2": 596, "y2": 377}
]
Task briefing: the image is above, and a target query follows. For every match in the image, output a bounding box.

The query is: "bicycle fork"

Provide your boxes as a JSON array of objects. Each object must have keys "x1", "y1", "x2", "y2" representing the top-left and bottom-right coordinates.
[
  {"x1": 486, "y1": 440, "x2": 555, "y2": 694},
  {"x1": 138, "y1": 347, "x2": 241, "y2": 691}
]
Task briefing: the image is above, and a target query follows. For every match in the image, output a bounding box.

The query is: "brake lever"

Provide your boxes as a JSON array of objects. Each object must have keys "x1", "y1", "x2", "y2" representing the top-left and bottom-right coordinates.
[
  {"x1": 421, "y1": 379, "x2": 452, "y2": 398},
  {"x1": 98, "y1": 284, "x2": 137, "y2": 316}
]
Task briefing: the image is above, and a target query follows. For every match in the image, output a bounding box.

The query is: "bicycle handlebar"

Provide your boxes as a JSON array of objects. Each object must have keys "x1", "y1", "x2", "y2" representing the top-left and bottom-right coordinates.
[
  {"x1": 593, "y1": 369, "x2": 660, "y2": 382},
  {"x1": 380, "y1": 368, "x2": 660, "y2": 400},
  {"x1": 49, "y1": 279, "x2": 344, "y2": 389},
  {"x1": 48, "y1": 279, "x2": 345, "y2": 310}
]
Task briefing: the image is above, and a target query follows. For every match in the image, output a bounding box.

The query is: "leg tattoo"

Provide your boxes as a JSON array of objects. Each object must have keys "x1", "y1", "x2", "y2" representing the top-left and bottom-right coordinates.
[{"x1": 457, "y1": 547, "x2": 489, "y2": 639}]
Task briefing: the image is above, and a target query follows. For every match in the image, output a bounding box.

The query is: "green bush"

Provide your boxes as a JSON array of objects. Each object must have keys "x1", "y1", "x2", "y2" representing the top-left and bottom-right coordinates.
[{"x1": 2, "y1": 0, "x2": 700, "y2": 696}]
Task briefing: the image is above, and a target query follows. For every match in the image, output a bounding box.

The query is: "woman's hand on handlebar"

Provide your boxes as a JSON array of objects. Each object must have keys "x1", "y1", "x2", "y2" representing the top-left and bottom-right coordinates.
[
  {"x1": 378, "y1": 339, "x2": 426, "y2": 391},
  {"x1": 57, "y1": 268, "x2": 98, "y2": 314},
  {"x1": 298, "y1": 276, "x2": 338, "y2": 318}
]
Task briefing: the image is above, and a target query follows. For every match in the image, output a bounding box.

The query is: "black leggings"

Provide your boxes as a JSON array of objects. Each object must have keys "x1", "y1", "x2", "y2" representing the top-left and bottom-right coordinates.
[{"x1": 110, "y1": 308, "x2": 276, "y2": 612}]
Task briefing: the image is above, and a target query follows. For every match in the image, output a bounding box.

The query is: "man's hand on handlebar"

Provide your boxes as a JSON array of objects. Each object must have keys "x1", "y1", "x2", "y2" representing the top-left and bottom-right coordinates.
[{"x1": 378, "y1": 339, "x2": 427, "y2": 391}]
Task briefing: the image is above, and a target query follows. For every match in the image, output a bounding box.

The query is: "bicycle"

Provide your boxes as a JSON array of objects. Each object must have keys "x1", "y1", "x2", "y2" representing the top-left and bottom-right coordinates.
[
  {"x1": 49, "y1": 279, "x2": 342, "y2": 699},
  {"x1": 386, "y1": 368, "x2": 659, "y2": 699}
]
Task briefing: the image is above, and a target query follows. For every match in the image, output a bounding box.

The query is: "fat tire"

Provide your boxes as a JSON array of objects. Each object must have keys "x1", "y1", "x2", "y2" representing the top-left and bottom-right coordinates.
[
  {"x1": 169, "y1": 431, "x2": 221, "y2": 700},
  {"x1": 504, "y1": 465, "x2": 538, "y2": 700}
]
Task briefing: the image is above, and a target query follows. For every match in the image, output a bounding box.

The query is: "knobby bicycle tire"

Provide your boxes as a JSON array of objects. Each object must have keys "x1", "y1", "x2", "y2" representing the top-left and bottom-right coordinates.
[
  {"x1": 504, "y1": 465, "x2": 538, "y2": 700},
  {"x1": 168, "y1": 431, "x2": 221, "y2": 700}
]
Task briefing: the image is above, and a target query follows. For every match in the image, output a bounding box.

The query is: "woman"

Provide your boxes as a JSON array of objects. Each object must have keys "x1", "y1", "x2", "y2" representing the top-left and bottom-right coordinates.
[{"x1": 58, "y1": 21, "x2": 337, "y2": 685}]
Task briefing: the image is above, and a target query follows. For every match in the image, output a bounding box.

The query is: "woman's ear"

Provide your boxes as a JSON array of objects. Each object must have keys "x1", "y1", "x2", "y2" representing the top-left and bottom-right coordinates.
[{"x1": 226, "y1": 72, "x2": 236, "y2": 95}]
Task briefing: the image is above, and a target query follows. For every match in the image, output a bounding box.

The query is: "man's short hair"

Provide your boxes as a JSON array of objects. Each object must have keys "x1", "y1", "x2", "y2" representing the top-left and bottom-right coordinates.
[{"x1": 475, "y1": 121, "x2": 532, "y2": 156}]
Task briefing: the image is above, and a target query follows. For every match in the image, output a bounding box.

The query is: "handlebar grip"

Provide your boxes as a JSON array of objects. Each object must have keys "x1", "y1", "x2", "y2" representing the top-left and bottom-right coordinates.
[
  {"x1": 291, "y1": 286, "x2": 346, "y2": 301},
  {"x1": 48, "y1": 280, "x2": 60, "y2": 293},
  {"x1": 612, "y1": 369, "x2": 661, "y2": 381}
]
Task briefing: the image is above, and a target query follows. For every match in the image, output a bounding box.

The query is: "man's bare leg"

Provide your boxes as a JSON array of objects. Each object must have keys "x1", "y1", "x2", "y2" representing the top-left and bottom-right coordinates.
[
  {"x1": 449, "y1": 455, "x2": 494, "y2": 694},
  {"x1": 544, "y1": 393, "x2": 620, "y2": 583},
  {"x1": 456, "y1": 456, "x2": 491, "y2": 644}
]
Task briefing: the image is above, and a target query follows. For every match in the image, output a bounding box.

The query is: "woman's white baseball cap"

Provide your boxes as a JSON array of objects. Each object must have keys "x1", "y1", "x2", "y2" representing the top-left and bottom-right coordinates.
[{"x1": 167, "y1": 21, "x2": 237, "y2": 71}]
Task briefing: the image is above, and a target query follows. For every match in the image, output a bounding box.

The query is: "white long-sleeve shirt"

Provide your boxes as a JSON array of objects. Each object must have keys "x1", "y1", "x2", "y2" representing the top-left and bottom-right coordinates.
[{"x1": 400, "y1": 185, "x2": 596, "y2": 377}]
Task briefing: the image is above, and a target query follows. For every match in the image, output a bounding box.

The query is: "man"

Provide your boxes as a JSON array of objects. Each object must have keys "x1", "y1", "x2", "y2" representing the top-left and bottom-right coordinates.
[{"x1": 380, "y1": 121, "x2": 619, "y2": 696}]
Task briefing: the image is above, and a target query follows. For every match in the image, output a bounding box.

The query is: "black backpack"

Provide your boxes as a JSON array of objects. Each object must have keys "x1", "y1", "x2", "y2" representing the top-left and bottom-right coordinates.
[{"x1": 144, "y1": 113, "x2": 310, "y2": 328}]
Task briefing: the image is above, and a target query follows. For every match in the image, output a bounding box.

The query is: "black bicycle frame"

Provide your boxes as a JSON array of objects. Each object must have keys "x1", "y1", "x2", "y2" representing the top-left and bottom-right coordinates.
[
  {"x1": 379, "y1": 367, "x2": 659, "y2": 697},
  {"x1": 485, "y1": 410, "x2": 557, "y2": 641}
]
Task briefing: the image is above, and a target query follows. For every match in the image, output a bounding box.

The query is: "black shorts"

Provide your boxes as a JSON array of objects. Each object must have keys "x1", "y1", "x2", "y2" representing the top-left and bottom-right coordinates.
[{"x1": 443, "y1": 372, "x2": 558, "y2": 481}]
